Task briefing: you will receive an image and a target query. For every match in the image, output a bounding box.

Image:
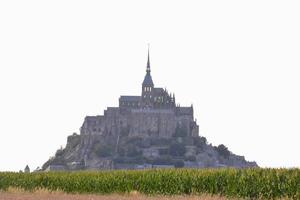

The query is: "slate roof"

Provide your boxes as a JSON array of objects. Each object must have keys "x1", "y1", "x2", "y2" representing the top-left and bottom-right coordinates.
[
  {"x1": 119, "y1": 96, "x2": 141, "y2": 102},
  {"x1": 152, "y1": 88, "x2": 164, "y2": 95},
  {"x1": 177, "y1": 107, "x2": 193, "y2": 115},
  {"x1": 142, "y1": 74, "x2": 154, "y2": 86}
]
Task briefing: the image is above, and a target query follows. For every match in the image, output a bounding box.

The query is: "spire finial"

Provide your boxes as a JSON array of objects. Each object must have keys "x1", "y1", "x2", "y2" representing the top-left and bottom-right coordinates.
[{"x1": 147, "y1": 43, "x2": 150, "y2": 73}]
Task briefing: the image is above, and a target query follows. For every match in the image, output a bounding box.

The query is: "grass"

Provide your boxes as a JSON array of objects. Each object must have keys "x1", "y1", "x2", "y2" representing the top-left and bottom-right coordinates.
[{"x1": 0, "y1": 188, "x2": 235, "y2": 200}]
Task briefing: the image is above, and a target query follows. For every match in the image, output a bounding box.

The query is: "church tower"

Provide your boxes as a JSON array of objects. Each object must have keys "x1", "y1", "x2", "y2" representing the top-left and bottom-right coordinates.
[{"x1": 141, "y1": 45, "x2": 154, "y2": 108}]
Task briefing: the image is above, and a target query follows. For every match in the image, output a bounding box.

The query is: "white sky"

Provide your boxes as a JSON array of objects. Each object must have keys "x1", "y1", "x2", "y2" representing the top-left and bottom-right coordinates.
[{"x1": 0, "y1": 0, "x2": 300, "y2": 171}]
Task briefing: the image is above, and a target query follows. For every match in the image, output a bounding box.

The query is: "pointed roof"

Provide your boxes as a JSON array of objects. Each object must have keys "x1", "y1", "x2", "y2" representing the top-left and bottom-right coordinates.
[
  {"x1": 143, "y1": 44, "x2": 154, "y2": 86},
  {"x1": 147, "y1": 44, "x2": 150, "y2": 73}
]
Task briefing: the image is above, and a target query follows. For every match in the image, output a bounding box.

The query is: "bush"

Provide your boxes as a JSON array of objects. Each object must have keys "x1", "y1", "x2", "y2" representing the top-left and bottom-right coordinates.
[
  {"x1": 55, "y1": 149, "x2": 64, "y2": 157},
  {"x1": 215, "y1": 144, "x2": 230, "y2": 159},
  {"x1": 193, "y1": 136, "x2": 207, "y2": 148},
  {"x1": 126, "y1": 145, "x2": 141, "y2": 157},
  {"x1": 117, "y1": 146, "x2": 125, "y2": 157}
]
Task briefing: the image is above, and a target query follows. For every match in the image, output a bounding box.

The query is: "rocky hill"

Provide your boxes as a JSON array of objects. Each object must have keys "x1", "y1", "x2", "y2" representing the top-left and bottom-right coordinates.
[{"x1": 42, "y1": 132, "x2": 257, "y2": 170}]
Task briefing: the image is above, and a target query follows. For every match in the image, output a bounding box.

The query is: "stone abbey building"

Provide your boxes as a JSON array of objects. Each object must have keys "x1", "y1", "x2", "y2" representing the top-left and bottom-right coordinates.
[
  {"x1": 42, "y1": 47, "x2": 257, "y2": 171},
  {"x1": 80, "y1": 48, "x2": 199, "y2": 138}
]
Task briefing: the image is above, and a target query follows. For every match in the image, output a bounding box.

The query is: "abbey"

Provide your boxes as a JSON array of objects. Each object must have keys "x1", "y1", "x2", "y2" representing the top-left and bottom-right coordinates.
[
  {"x1": 80, "y1": 48, "x2": 199, "y2": 138},
  {"x1": 42, "y1": 47, "x2": 257, "y2": 171}
]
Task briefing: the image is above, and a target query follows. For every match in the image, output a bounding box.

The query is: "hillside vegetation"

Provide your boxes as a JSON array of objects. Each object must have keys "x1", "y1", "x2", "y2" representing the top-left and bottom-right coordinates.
[{"x1": 43, "y1": 134, "x2": 257, "y2": 170}]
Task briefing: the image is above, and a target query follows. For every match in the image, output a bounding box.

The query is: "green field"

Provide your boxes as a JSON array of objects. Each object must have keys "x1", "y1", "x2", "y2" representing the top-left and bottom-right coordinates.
[{"x1": 0, "y1": 168, "x2": 299, "y2": 199}]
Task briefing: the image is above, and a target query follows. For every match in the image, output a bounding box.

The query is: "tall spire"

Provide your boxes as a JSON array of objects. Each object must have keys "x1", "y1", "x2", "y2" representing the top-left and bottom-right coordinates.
[
  {"x1": 146, "y1": 43, "x2": 150, "y2": 74},
  {"x1": 142, "y1": 43, "x2": 154, "y2": 87}
]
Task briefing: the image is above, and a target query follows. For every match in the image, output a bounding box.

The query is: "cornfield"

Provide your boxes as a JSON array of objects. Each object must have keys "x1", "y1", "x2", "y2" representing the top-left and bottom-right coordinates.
[{"x1": 0, "y1": 168, "x2": 299, "y2": 199}]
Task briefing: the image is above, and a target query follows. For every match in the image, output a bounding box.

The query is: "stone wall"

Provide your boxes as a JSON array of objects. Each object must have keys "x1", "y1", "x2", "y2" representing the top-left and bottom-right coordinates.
[
  {"x1": 128, "y1": 109, "x2": 176, "y2": 137},
  {"x1": 80, "y1": 107, "x2": 199, "y2": 138}
]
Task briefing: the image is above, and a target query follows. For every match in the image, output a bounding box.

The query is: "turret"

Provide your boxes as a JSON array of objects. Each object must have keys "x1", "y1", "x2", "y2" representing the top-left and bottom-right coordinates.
[{"x1": 173, "y1": 93, "x2": 176, "y2": 104}]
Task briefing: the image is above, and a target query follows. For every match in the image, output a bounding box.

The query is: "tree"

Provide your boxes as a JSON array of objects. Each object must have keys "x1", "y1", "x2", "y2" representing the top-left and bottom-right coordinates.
[
  {"x1": 193, "y1": 136, "x2": 207, "y2": 147},
  {"x1": 215, "y1": 144, "x2": 230, "y2": 159},
  {"x1": 55, "y1": 149, "x2": 64, "y2": 157},
  {"x1": 126, "y1": 145, "x2": 141, "y2": 157}
]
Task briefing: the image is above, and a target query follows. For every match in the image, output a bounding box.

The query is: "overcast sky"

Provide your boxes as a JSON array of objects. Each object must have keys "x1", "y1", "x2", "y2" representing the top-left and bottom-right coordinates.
[{"x1": 0, "y1": 0, "x2": 300, "y2": 171}]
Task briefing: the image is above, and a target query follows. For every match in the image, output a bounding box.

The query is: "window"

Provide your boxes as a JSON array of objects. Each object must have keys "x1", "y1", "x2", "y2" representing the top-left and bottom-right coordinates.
[{"x1": 144, "y1": 87, "x2": 152, "y2": 92}]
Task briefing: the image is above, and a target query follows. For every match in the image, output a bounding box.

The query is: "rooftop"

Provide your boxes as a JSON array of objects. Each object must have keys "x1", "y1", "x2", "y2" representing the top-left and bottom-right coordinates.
[{"x1": 119, "y1": 96, "x2": 141, "y2": 102}]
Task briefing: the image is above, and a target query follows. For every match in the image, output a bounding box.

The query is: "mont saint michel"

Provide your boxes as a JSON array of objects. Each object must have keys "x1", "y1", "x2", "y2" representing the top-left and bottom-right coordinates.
[{"x1": 42, "y1": 48, "x2": 257, "y2": 171}]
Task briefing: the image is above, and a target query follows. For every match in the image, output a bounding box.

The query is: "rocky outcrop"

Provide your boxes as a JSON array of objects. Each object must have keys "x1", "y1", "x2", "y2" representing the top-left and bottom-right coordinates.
[{"x1": 42, "y1": 132, "x2": 257, "y2": 170}]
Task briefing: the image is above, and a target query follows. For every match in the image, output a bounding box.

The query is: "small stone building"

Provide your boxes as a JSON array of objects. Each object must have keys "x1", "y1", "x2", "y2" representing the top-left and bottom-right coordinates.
[{"x1": 24, "y1": 165, "x2": 30, "y2": 173}]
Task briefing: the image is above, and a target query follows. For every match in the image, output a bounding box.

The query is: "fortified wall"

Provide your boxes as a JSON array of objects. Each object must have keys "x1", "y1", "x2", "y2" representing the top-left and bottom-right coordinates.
[{"x1": 80, "y1": 106, "x2": 199, "y2": 138}]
